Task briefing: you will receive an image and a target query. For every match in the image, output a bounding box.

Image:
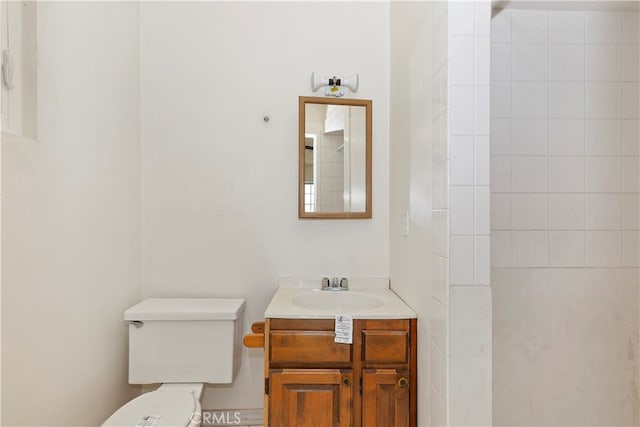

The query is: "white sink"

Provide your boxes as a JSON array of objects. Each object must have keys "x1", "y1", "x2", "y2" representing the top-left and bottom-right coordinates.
[
  {"x1": 264, "y1": 279, "x2": 417, "y2": 319},
  {"x1": 292, "y1": 290, "x2": 384, "y2": 312}
]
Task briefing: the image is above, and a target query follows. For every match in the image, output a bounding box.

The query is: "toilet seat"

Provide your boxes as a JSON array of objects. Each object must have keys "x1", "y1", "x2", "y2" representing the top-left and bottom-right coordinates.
[{"x1": 102, "y1": 390, "x2": 200, "y2": 427}]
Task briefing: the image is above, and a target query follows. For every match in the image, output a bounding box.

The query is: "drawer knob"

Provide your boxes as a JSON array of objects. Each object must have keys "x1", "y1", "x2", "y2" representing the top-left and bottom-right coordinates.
[
  {"x1": 343, "y1": 377, "x2": 352, "y2": 386},
  {"x1": 398, "y1": 377, "x2": 409, "y2": 389}
]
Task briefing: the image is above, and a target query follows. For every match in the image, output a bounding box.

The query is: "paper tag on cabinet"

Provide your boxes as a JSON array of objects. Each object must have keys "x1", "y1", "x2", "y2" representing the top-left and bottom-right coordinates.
[{"x1": 335, "y1": 315, "x2": 353, "y2": 344}]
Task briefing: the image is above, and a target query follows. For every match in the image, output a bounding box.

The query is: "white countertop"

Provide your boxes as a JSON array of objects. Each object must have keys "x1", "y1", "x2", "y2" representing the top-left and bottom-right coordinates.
[{"x1": 264, "y1": 278, "x2": 417, "y2": 320}]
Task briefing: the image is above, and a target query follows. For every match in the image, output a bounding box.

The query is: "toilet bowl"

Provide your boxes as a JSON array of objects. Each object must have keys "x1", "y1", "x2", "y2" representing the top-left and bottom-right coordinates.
[
  {"x1": 102, "y1": 384, "x2": 203, "y2": 427},
  {"x1": 101, "y1": 298, "x2": 245, "y2": 427}
]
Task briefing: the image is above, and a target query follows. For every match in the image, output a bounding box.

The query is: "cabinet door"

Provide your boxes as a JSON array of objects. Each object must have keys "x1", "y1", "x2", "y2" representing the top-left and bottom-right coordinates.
[
  {"x1": 362, "y1": 369, "x2": 409, "y2": 427},
  {"x1": 269, "y1": 369, "x2": 353, "y2": 427}
]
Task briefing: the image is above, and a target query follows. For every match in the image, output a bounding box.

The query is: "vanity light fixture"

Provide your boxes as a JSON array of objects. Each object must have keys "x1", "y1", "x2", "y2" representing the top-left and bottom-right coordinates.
[{"x1": 310, "y1": 72, "x2": 358, "y2": 97}]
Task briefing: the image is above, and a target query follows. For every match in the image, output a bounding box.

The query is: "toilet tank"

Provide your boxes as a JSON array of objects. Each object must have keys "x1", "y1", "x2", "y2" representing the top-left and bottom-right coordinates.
[{"x1": 124, "y1": 298, "x2": 245, "y2": 384}]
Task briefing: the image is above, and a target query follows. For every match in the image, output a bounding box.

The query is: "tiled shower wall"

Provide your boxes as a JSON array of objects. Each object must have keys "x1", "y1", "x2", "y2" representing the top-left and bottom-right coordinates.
[
  {"x1": 317, "y1": 134, "x2": 346, "y2": 212},
  {"x1": 430, "y1": 2, "x2": 449, "y2": 425},
  {"x1": 431, "y1": 1, "x2": 492, "y2": 425},
  {"x1": 491, "y1": 6, "x2": 640, "y2": 425}
]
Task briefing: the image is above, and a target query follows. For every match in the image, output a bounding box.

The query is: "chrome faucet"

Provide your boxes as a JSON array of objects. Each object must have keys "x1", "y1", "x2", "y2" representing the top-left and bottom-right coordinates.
[{"x1": 321, "y1": 277, "x2": 349, "y2": 291}]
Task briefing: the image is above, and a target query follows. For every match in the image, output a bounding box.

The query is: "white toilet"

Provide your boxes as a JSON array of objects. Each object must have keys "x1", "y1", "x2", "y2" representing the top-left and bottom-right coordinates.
[{"x1": 102, "y1": 298, "x2": 246, "y2": 427}]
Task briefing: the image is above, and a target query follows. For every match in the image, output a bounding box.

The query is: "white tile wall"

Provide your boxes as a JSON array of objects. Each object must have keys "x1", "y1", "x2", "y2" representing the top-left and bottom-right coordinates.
[
  {"x1": 493, "y1": 268, "x2": 639, "y2": 426},
  {"x1": 450, "y1": 85, "x2": 475, "y2": 134},
  {"x1": 492, "y1": 7, "x2": 639, "y2": 426},
  {"x1": 491, "y1": 230, "x2": 512, "y2": 267},
  {"x1": 622, "y1": 231, "x2": 640, "y2": 266},
  {"x1": 491, "y1": 43, "x2": 511, "y2": 81},
  {"x1": 548, "y1": 230, "x2": 585, "y2": 267},
  {"x1": 512, "y1": 230, "x2": 549, "y2": 267},
  {"x1": 512, "y1": 119, "x2": 548, "y2": 155},
  {"x1": 448, "y1": 286, "x2": 492, "y2": 425},
  {"x1": 586, "y1": 11, "x2": 623, "y2": 44},
  {"x1": 622, "y1": 45, "x2": 639, "y2": 81},
  {"x1": 474, "y1": 236, "x2": 491, "y2": 284},
  {"x1": 585, "y1": 193, "x2": 622, "y2": 229},
  {"x1": 491, "y1": 193, "x2": 511, "y2": 230},
  {"x1": 490, "y1": 81, "x2": 511, "y2": 118},
  {"x1": 622, "y1": 194, "x2": 640, "y2": 229},
  {"x1": 475, "y1": 136, "x2": 491, "y2": 185},
  {"x1": 431, "y1": 3, "x2": 450, "y2": 425},
  {"x1": 451, "y1": 186, "x2": 475, "y2": 235},
  {"x1": 549, "y1": 11, "x2": 584, "y2": 43},
  {"x1": 549, "y1": 194, "x2": 585, "y2": 230},
  {"x1": 512, "y1": 156, "x2": 548, "y2": 192},
  {"x1": 511, "y1": 10, "x2": 548, "y2": 43},
  {"x1": 586, "y1": 119, "x2": 621, "y2": 155},
  {"x1": 549, "y1": 81, "x2": 585, "y2": 118},
  {"x1": 549, "y1": 119, "x2": 585, "y2": 155},
  {"x1": 549, "y1": 156, "x2": 585, "y2": 192},
  {"x1": 512, "y1": 81, "x2": 549, "y2": 117},
  {"x1": 512, "y1": 43, "x2": 548, "y2": 81},
  {"x1": 491, "y1": 118, "x2": 512, "y2": 154},
  {"x1": 585, "y1": 82, "x2": 622, "y2": 118},
  {"x1": 450, "y1": 236, "x2": 475, "y2": 284},
  {"x1": 622, "y1": 157, "x2": 640, "y2": 192},
  {"x1": 475, "y1": 186, "x2": 491, "y2": 234},
  {"x1": 491, "y1": 7, "x2": 511, "y2": 42},
  {"x1": 511, "y1": 193, "x2": 548, "y2": 230},
  {"x1": 585, "y1": 156, "x2": 621, "y2": 192},
  {"x1": 450, "y1": 136, "x2": 475, "y2": 185},
  {"x1": 491, "y1": 8, "x2": 639, "y2": 271},
  {"x1": 586, "y1": 230, "x2": 622, "y2": 266},
  {"x1": 474, "y1": 86, "x2": 491, "y2": 135},
  {"x1": 623, "y1": 82, "x2": 640, "y2": 118},
  {"x1": 450, "y1": 36, "x2": 476, "y2": 85},
  {"x1": 586, "y1": 44, "x2": 622, "y2": 82},
  {"x1": 447, "y1": 1, "x2": 493, "y2": 424},
  {"x1": 491, "y1": 155, "x2": 511, "y2": 192},
  {"x1": 549, "y1": 44, "x2": 585, "y2": 81},
  {"x1": 622, "y1": 120, "x2": 640, "y2": 154}
]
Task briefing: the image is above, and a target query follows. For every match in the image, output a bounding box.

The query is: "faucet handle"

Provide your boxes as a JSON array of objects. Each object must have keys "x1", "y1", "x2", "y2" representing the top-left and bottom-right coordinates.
[
  {"x1": 321, "y1": 277, "x2": 330, "y2": 289},
  {"x1": 340, "y1": 277, "x2": 349, "y2": 289}
]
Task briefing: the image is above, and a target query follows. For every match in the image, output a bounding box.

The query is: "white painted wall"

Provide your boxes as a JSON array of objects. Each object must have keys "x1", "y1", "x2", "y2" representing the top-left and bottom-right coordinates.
[
  {"x1": 139, "y1": 1, "x2": 390, "y2": 410},
  {"x1": 389, "y1": 2, "x2": 432, "y2": 426},
  {"x1": 1, "y1": 2, "x2": 141, "y2": 425}
]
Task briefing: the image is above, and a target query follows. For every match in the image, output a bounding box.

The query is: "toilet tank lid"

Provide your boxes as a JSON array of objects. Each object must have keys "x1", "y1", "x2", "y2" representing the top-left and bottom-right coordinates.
[{"x1": 124, "y1": 298, "x2": 246, "y2": 321}]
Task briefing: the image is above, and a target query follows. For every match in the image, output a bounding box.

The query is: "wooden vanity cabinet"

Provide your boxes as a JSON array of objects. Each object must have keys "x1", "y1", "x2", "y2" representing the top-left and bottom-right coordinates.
[{"x1": 264, "y1": 318, "x2": 417, "y2": 427}]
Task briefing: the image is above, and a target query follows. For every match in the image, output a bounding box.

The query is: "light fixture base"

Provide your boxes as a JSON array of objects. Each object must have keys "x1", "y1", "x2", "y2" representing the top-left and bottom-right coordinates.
[{"x1": 311, "y1": 72, "x2": 358, "y2": 97}]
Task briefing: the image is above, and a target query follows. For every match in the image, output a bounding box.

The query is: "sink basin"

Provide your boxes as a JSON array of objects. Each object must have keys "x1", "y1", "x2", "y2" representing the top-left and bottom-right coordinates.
[
  {"x1": 292, "y1": 290, "x2": 384, "y2": 312},
  {"x1": 264, "y1": 279, "x2": 418, "y2": 319}
]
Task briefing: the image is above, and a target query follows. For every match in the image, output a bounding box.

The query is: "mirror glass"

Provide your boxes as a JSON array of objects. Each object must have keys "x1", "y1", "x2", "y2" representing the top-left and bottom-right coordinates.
[{"x1": 299, "y1": 97, "x2": 372, "y2": 219}]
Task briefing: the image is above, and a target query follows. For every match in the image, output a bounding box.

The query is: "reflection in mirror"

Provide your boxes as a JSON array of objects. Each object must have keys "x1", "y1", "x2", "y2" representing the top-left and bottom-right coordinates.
[{"x1": 299, "y1": 97, "x2": 371, "y2": 219}]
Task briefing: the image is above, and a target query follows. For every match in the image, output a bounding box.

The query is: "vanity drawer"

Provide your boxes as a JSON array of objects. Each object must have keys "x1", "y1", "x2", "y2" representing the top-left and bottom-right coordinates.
[
  {"x1": 362, "y1": 330, "x2": 408, "y2": 363},
  {"x1": 270, "y1": 331, "x2": 352, "y2": 365}
]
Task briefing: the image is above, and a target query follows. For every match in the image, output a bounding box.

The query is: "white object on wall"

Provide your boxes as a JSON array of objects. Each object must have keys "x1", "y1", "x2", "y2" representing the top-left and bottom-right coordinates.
[{"x1": 311, "y1": 72, "x2": 358, "y2": 97}]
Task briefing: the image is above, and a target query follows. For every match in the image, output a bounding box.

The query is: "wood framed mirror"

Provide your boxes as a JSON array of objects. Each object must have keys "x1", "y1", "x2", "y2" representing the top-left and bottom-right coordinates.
[{"x1": 299, "y1": 96, "x2": 372, "y2": 219}]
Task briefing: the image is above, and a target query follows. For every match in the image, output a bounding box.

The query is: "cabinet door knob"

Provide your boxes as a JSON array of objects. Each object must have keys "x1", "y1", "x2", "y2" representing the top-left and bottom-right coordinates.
[
  {"x1": 398, "y1": 377, "x2": 409, "y2": 388},
  {"x1": 343, "y1": 377, "x2": 352, "y2": 386}
]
